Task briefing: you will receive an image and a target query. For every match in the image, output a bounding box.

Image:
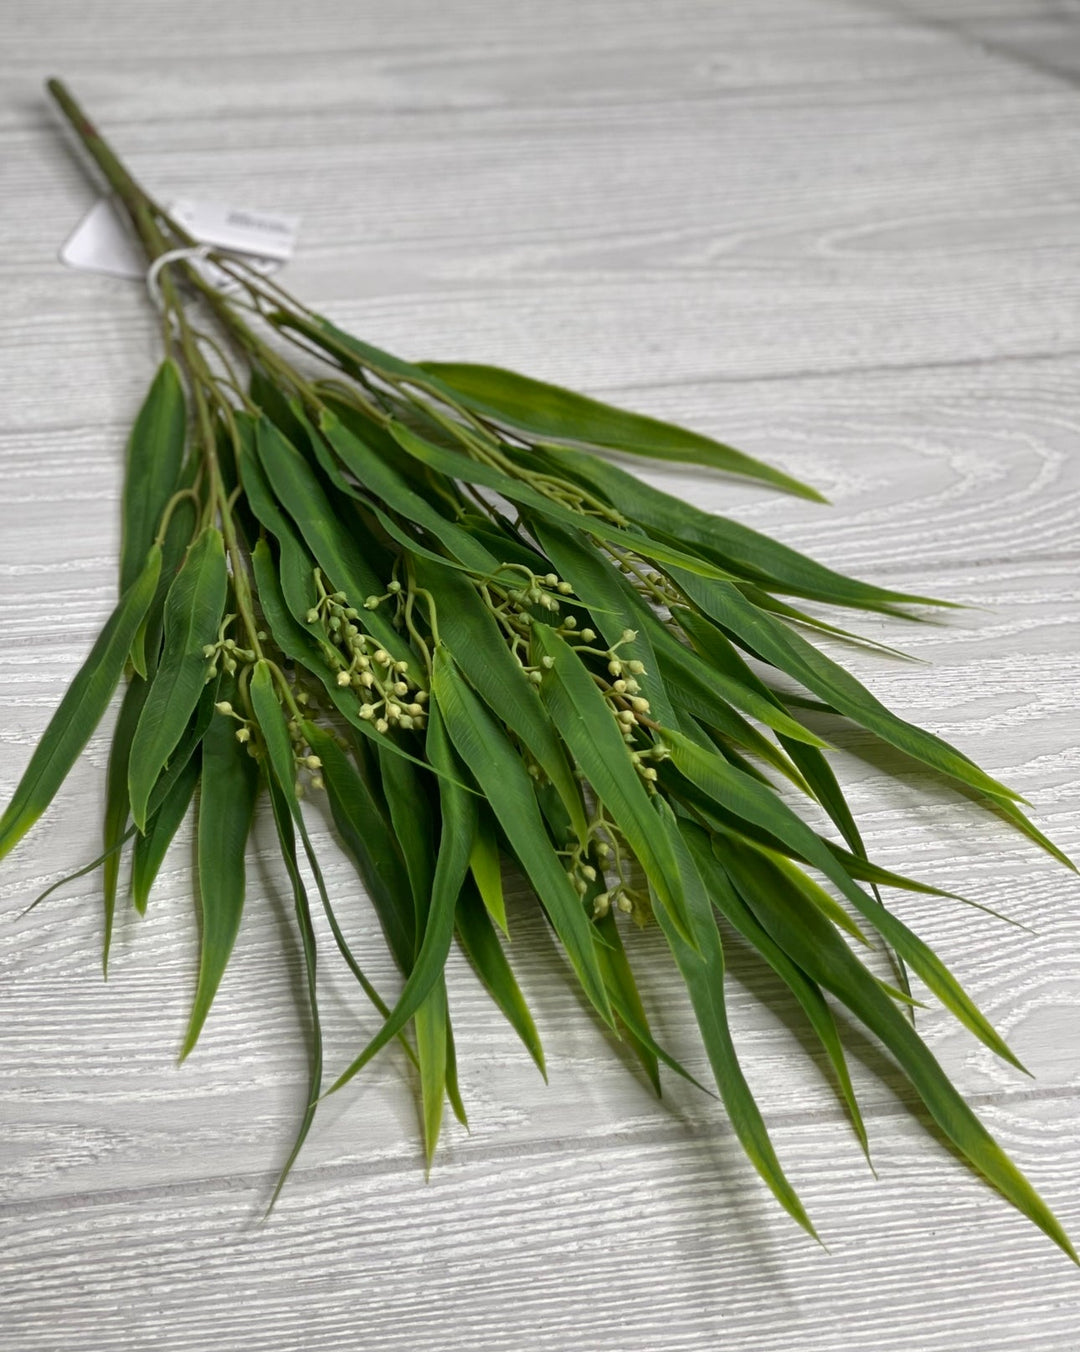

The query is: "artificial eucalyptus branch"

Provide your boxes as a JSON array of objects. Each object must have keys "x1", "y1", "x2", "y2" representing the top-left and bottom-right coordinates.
[{"x1": 2, "y1": 79, "x2": 1073, "y2": 1254}]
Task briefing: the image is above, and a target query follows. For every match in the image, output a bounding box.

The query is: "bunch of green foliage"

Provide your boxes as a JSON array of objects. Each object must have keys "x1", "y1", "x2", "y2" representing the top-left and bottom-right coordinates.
[{"x1": 2, "y1": 80, "x2": 1072, "y2": 1254}]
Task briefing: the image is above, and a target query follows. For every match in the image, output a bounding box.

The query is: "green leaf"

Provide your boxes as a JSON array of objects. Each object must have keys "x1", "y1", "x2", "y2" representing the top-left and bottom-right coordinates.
[
  {"x1": 530, "y1": 622, "x2": 695, "y2": 946},
  {"x1": 682, "y1": 822, "x2": 870, "y2": 1161},
  {"x1": 100, "y1": 675, "x2": 149, "y2": 971},
  {"x1": 673, "y1": 577, "x2": 1023, "y2": 805},
  {"x1": 530, "y1": 518, "x2": 679, "y2": 728},
  {"x1": 318, "y1": 411, "x2": 501, "y2": 575},
  {"x1": 253, "y1": 415, "x2": 412, "y2": 666},
  {"x1": 661, "y1": 727, "x2": 1025, "y2": 1071},
  {"x1": 131, "y1": 748, "x2": 200, "y2": 916},
  {"x1": 593, "y1": 907, "x2": 660, "y2": 1095},
  {"x1": 469, "y1": 810, "x2": 508, "y2": 935},
  {"x1": 432, "y1": 645, "x2": 613, "y2": 1026},
  {"x1": 529, "y1": 441, "x2": 945, "y2": 612},
  {"x1": 455, "y1": 881, "x2": 547, "y2": 1079},
  {"x1": 262, "y1": 770, "x2": 322, "y2": 1210},
  {"x1": 0, "y1": 544, "x2": 161, "y2": 862},
  {"x1": 386, "y1": 419, "x2": 739, "y2": 583},
  {"x1": 181, "y1": 691, "x2": 259, "y2": 1059},
  {"x1": 650, "y1": 798, "x2": 819, "y2": 1238},
  {"x1": 411, "y1": 558, "x2": 589, "y2": 842},
  {"x1": 722, "y1": 839, "x2": 1077, "y2": 1263},
  {"x1": 128, "y1": 526, "x2": 227, "y2": 832},
  {"x1": 326, "y1": 705, "x2": 475, "y2": 1118},
  {"x1": 120, "y1": 360, "x2": 187, "y2": 594},
  {"x1": 418, "y1": 361, "x2": 824, "y2": 501},
  {"x1": 305, "y1": 723, "x2": 415, "y2": 974}
]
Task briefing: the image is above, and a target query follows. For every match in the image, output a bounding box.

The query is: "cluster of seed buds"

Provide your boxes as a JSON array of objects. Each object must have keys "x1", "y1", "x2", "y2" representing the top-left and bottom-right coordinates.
[
  {"x1": 284, "y1": 714, "x2": 324, "y2": 794},
  {"x1": 595, "y1": 630, "x2": 660, "y2": 772},
  {"x1": 307, "y1": 574, "x2": 427, "y2": 735},
  {"x1": 564, "y1": 826, "x2": 651, "y2": 923},
  {"x1": 482, "y1": 568, "x2": 576, "y2": 664},
  {"x1": 202, "y1": 614, "x2": 262, "y2": 683},
  {"x1": 213, "y1": 698, "x2": 258, "y2": 752}
]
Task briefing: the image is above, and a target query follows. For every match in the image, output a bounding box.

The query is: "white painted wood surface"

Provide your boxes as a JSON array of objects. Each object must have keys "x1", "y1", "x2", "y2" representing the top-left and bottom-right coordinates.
[{"x1": 2, "y1": 2, "x2": 1079, "y2": 1347}]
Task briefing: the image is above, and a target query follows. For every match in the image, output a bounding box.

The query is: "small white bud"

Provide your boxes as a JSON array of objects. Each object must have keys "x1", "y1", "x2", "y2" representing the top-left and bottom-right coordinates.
[
  {"x1": 235, "y1": 727, "x2": 251, "y2": 744},
  {"x1": 375, "y1": 718, "x2": 389, "y2": 734},
  {"x1": 202, "y1": 644, "x2": 217, "y2": 659},
  {"x1": 336, "y1": 670, "x2": 352, "y2": 687},
  {"x1": 529, "y1": 670, "x2": 543, "y2": 685},
  {"x1": 373, "y1": 649, "x2": 389, "y2": 665},
  {"x1": 310, "y1": 775, "x2": 324, "y2": 791},
  {"x1": 630, "y1": 697, "x2": 650, "y2": 713},
  {"x1": 388, "y1": 580, "x2": 402, "y2": 593},
  {"x1": 620, "y1": 629, "x2": 637, "y2": 643},
  {"x1": 215, "y1": 700, "x2": 234, "y2": 715},
  {"x1": 557, "y1": 581, "x2": 573, "y2": 595},
  {"x1": 627, "y1": 660, "x2": 646, "y2": 675},
  {"x1": 304, "y1": 755, "x2": 322, "y2": 770},
  {"x1": 358, "y1": 704, "x2": 375, "y2": 720},
  {"x1": 617, "y1": 893, "x2": 633, "y2": 914},
  {"x1": 305, "y1": 609, "x2": 320, "y2": 624},
  {"x1": 541, "y1": 655, "x2": 555, "y2": 669},
  {"x1": 612, "y1": 679, "x2": 627, "y2": 693},
  {"x1": 581, "y1": 628, "x2": 596, "y2": 643},
  {"x1": 618, "y1": 709, "x2": 636, "y2": 726},
  {"x1": 624, "y1": 679, "x2": 640, "y2": 695},
  {"x1": 407, "y1": 703, "x2": 424, "y2": 717},
  {"x1": 563, "y1": 616, "x2": 577, "y2": 629},
  {"x1": 393, "y1": 681, "x2": 409, "y2": 697},
  {"x1": 544, "y1": 573, "x2": 559, "y2": 586},
  {"x1": 581, "y1": 864, "x2": 597, "y2": 882},
  {"x1": 641, "y1": 767, "x2": 658, "y2": 782},
  {"x1": 608, "y1": 659, "x2": 623, "y2": 676},
  {"x1": 364, "y1": 596, "x2": 380, "y2": 609}
]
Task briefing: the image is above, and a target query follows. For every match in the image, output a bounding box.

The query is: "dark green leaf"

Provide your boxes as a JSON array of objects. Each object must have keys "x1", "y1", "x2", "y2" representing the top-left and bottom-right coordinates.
[
  {"x1": 120, "y1": 360, "x2": 187, "y2": 594},
  {"x1": 0, "y1": 544, "x2": 161, "y2": 862},
  {"x1": 128, "y1": 526, "x2": 227, "y2": 832},
  {"x1": 181, "y1": 690, "x2": 259, "y2": 1058}
]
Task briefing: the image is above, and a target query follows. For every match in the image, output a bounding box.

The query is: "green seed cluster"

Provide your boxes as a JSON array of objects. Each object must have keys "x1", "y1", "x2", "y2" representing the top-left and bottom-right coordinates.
[{"x1": 307, "y1": 581, "x2": 427, "y2": 735}]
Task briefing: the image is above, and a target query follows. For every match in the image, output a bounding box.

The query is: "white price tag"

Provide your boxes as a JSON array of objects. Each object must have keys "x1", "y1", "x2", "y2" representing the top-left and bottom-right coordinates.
[{"x1": 60, "y1": 196, "x2": 299, "y2": 282}]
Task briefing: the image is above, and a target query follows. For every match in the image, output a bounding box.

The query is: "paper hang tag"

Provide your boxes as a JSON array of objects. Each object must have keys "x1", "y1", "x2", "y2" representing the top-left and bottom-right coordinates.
[{"x1": 60, "y1": 196, "x2": 300, "y2": 283}]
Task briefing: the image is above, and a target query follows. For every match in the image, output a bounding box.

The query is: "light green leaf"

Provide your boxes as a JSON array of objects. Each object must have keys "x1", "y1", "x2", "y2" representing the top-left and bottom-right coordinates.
[{"x1": 418, "y1": 361, "x2": 824, "y2": 501}]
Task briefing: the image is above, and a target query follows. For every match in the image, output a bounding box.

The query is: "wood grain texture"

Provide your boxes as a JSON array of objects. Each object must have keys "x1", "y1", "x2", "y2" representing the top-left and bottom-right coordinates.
[{"x1": 2, "y1": 1, "x2": 1080, "y2": 1348}]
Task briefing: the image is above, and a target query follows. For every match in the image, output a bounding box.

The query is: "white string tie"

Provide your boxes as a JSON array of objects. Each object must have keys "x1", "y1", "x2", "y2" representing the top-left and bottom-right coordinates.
[{"x1": 146, "y1": 244, "x2": 215, "y2": 309}]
